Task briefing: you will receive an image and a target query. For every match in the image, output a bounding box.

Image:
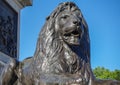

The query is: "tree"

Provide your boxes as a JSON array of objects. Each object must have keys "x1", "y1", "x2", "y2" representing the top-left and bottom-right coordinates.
[{"x1": 93, "y1": 66, "x2": 120, "y2": 81}]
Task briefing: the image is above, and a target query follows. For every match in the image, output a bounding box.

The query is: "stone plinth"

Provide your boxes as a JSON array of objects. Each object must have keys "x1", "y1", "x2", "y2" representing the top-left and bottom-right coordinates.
[
  {"x1": 0, "y1": 0, "x2": 32, "y2": 83},
  {"x1": 1, "y1": 0, "x2": 33, "y2": 59}
]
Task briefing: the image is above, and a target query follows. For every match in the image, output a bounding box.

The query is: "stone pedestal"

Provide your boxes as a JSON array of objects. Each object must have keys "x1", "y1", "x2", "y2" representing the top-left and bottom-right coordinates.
[
  {"x1": 0, "y1": 0, "x2": 32, "y2": 80},
  {"x1": 0, "y1": 0, "x2": 32, "y2": 59}
]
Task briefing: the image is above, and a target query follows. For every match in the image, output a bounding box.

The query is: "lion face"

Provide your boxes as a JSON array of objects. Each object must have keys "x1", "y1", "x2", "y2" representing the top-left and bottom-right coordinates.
[{"x1": 55, "y1": 11, "x2": 84, "y2": 45}]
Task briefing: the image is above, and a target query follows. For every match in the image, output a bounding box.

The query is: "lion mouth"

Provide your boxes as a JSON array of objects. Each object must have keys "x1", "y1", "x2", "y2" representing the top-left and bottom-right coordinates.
[
  {"x1": 63, "y1": 29, "x2": 82, "y2": 45},
  {"x1": 64, "y1": 30, "x2": 80, "y2": 37}
]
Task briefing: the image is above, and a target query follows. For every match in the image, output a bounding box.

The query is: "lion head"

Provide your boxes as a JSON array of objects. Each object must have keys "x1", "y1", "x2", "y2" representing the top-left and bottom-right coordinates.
[
  {"x1": 29, "y1": 2, "x2": 91, "y2": 80},
  {"x1": 54, "y1": 7, "x2": 84, "y2": 45}
]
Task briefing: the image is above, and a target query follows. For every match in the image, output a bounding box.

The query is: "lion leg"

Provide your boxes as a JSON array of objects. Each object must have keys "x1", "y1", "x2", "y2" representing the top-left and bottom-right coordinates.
[{"x1": 1, "y1": 59, "x2": 18, "y2": 85}]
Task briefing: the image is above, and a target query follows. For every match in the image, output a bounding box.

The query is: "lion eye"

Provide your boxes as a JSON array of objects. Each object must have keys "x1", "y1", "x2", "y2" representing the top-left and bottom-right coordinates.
[{"x1": 61, "y1": 15, "x2": 69, "y2": 19}]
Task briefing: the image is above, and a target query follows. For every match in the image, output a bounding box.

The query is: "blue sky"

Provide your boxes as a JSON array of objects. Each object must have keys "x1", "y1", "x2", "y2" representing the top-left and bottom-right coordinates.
[{"x1": 20, "y1": 0, "x2": 120, "y2": 71}]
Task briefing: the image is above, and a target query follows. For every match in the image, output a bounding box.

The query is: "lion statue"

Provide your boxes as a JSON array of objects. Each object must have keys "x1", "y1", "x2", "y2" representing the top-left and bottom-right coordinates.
[
  {"x1": 1, "y1": 2, "x2": 120, "y2": 85},
  {"x1": 19, "y1": 2, "x2": 93, "y2": 85}
]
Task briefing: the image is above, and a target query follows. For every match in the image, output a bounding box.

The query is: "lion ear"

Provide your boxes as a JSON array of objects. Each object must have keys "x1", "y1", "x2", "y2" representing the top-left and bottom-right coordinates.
[{"x1": 46, "y1": 16, "x2": 50, "y2": 20}]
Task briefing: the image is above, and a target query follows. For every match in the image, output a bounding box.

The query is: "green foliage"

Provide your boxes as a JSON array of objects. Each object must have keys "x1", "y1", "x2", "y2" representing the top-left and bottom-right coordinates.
[{"x1": 93, "y1": 66, "x2": 120, "y2": 81}]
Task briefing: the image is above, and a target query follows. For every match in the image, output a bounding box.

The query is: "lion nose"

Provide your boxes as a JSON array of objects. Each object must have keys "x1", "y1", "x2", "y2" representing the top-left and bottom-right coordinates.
[
  {"x1": 73, "y1": 21, "x2": 78, "y2": 25},
  {"x1": 73, "y1": 19, "x2": 80, "y2": 26}
]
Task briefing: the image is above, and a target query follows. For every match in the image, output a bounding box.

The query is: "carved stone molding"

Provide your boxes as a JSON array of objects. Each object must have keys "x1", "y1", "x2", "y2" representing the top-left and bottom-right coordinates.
[
  {"x1": 5, "y1": 0, "x2": 33, "y2": 10},
  {"x1": 18, "y1": 0, "x2": 33, "y2": 7}
]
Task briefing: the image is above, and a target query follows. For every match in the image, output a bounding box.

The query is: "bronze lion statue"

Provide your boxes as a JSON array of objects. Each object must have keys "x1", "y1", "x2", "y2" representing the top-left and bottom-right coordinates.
[{"x1": 1, "y1": 2, "x2": 120, "y2": 85}]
